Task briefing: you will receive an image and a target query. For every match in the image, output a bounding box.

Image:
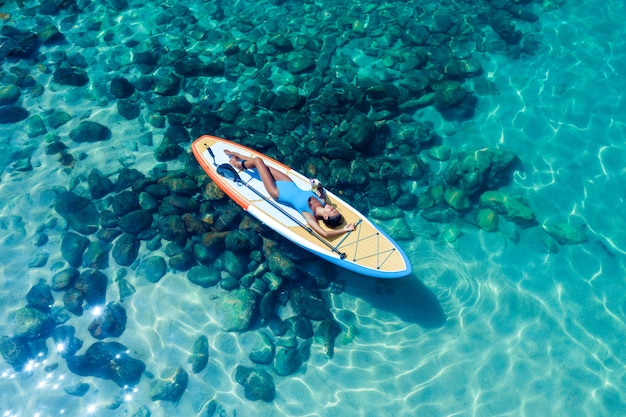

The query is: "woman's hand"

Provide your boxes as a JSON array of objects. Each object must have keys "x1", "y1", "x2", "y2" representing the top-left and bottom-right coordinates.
[{"x1": 343, "y1": 223, "x2": 355, "y2": 232}]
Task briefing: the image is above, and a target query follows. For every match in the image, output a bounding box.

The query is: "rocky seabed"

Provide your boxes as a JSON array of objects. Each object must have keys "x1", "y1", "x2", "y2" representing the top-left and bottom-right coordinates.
[{"x1": 0, "y1": 0, "x2": 579, "y2": 414}]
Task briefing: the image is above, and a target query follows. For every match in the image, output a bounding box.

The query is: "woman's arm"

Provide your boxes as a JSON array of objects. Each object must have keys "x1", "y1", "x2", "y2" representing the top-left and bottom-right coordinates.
[{"x1": 302, "y1": 212, "x2": 355, "y2": 238}]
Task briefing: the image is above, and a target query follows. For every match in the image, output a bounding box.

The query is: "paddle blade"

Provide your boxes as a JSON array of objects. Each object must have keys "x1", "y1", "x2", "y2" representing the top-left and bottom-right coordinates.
[{"x1": 216, "y1": 163, "x2": 241, "y2": 182}]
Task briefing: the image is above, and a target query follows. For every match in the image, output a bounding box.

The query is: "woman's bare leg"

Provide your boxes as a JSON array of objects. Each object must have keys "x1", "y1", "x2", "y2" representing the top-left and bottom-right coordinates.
[{"x1": 224, "y1": 150, "x2": 290, "y2": 199}]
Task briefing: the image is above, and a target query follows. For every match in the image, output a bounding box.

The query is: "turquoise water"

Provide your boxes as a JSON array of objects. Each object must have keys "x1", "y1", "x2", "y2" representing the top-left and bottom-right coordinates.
[{"x1": 1, "y1": 0, "x2": 626, "y2": 416}]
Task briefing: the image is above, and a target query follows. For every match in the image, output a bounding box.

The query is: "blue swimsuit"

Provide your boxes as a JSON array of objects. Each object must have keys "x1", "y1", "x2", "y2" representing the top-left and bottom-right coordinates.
[{"x1": 276, "y1": 181, "x2": 323, "y2": 215}]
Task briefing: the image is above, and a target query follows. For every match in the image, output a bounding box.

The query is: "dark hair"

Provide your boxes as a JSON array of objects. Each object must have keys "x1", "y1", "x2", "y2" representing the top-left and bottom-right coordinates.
[{"x1": 323, "y1": 213, "x2": 343, "y2": 228}]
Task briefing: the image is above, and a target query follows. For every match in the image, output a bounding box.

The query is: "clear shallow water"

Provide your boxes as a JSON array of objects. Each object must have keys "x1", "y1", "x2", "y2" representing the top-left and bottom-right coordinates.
[{"x1": 1, "y1": 0, "x2": 626, "y2": 416}]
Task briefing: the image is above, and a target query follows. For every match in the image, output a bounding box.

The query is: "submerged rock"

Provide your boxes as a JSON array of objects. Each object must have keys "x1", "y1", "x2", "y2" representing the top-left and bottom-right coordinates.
[
  {"x1": 188, "y1": 335, "x2": 209, "y2": 373},
  {"x1": 53, "y1": 68, "x2": 89, "y2": 86},
  {"x1": 88, "y1": 169, "x2": 114, "y2": 199},
  {"x1": 118, "y1": 209, "x2": 153, "y2": 235},
  {"x1": 267, "y1": 251, "x2": 297, "y2": 279},
  {"x1": 315, "y1": 319, "x2": 342, "y2": 359},
  {"x1": 66, "y1": 342, "x2": 145, "y2": 387},
  {"x1": 249, "y1": 332, "x2": 275, "y2": 365},
  {"x1": 14, "y1": 306, "x2": 53, "y2": 339},
  {"x1": 444, "y1": 148, "x2": 519, "y2": 196},
  {"x1": 0, "y1": 105, "x2": 28, "y2": 124},
  {"x1": 26, "y1": 279, "x2": 54, "y2": 311},
  {"x1": 55, "y1": 192, "x2": 100, "y2": 235},
  {"x1": 111, "y1": 190, "x2": 140, "y2": 216},
  {"x1": 136, "y1": 256, "x2": 167, "y2": 283},
  {"x1": 0, "y1": 336, "x2": 35, "y2": 371},
  {"x1": 542, "y1": 222, "x2": 587, "y2": 245},
  {"x1": 289, "y1": 288, "x2": 331, "y2": 321},
  {"x1": 220, "y1": 250, "x2": 247, "y2": 279},
  {"x1": 69, "y1": 121, "x2": 111, "y2": 143},
  {"x1": 51, "y1": 268, "x2": 79, "y2": 291},
  {"x1": 151, "y1": 367, "x2": 188, "y2": 402},
  {"x1": 148, "y1": 96, "x2": 192, "y2": 115},
  {"x1": 74, "y1": 269, "x2": 108, "y2": 307},
  {"x1": 82, "y1": 240, "x2": 111, "y2": 269},
  {"x1": 273, "y1": 345, "x2": 303, "y2": 376},
  {"x1": 157, "y1": 215, "x2": 188, "y2": 245},
  {"x1": 433, "y1": 80, "x2": 467, "y2": 111},
  {"x1": 88, "y1": 302, "x2": 127, "y2": 339},
  {"x1": 187, "y1": 265, "x2": 220, "y2": 288},
  {"x1": 234, "y1": 366, "x2": 275, "y2": 402},
  {"x1": 64, "y1": 382, "x2": 90, "y2": 397},
  {"x1": 0, "y1": 84, "x2": 20, "y2": 105},
  {"x1": 112, "y1": 234, "x2": 140, "y2": 266},
  {"x1": 52, "y1": 325, "x2": 83, "y2": 358},
  {"x1": 110, "y1": 77, "x2": 135, "y2": 98},
  {"x1": 63, "y1": 287, "x2": 84, "y2": 316},
  {"x1": 479, "y1": 191, "x2": 536, "y2": 227},
  {"x1": 214, "y1": 288, "x2": 258, "y2": 332},
  {"x1": 285, "y1": 315, "x2": 313, "y2": 339}
]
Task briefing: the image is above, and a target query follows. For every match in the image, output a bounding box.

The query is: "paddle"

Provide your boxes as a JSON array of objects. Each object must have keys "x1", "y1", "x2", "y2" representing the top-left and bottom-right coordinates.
[{"x1": 207, "y1": 148, "x2": 347, "y2": 259}]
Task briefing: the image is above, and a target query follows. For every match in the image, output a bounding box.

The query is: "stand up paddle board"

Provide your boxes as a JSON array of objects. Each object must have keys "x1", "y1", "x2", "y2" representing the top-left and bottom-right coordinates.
[{"x1": 192, "y1": 135, "x2": 412, "y2": 279}]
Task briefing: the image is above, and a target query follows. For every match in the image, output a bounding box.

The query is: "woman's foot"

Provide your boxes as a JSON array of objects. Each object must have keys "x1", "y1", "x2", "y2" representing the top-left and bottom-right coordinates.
[{"x1": 224, "y1": 150, "x2": 246, "y2": 170}]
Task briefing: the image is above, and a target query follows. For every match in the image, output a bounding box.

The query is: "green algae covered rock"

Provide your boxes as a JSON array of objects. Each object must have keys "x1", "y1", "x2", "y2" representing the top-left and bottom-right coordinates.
[
  {"x1": 14, "y1": 306, "x2": 53, "y2": 339},
  {"x1": 384, "y1": 217, "x2": 415, "y2": 241},
  {"x1": 444, "y1": 186, "x2": 471, "y2": 210},
  {"x1": 479, "y1": 191, "x2": 536, "y2": 227},
  {"x1": 215, "y1": 288, "x2": 258, "y2": 332},
  {"x1": 445, "y1": 148, "x2": 519, "y2": 196},
  {"x1": 0, "y1": 336, "x2": 34, "y2": 371},
  {"x1": 542, "y1": 222, "x2": 587, "y2": 245},
  {"x1": 441, "y1": 224, "x2": 463, "y2": 243},
  {"x1": 475, "y1": 208, "x2": 499, "y2": 232}
]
